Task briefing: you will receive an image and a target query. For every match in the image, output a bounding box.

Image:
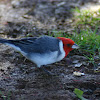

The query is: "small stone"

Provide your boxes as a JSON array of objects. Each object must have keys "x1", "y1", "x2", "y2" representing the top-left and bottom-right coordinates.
[
  {"x1": 73, "y1": 71, "x2": 85, "y2": 76},
  {"x1": 57, "y1": 2, "x2": 66, "y2": 7},
  {"x1": 74, "y1": 63, "x2": 82, "y2": 67},
  {"x1": 94, "y1": 56, "x2": 100, "y2": 60},
  {"x1": 98, "y1": 63, "x2": 100, "y2": 66},
  {"x1": 72, "y1": 60, "x2": 79, "y2": 64},
  {"x1": 11, "y1": 0, "x2": 20, "y2": 8}
]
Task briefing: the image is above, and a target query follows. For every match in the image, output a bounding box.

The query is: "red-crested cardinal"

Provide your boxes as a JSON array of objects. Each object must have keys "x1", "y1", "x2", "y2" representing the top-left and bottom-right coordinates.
[{"x1": 0, "y1": 36, "x2": 79, "y2": 73}]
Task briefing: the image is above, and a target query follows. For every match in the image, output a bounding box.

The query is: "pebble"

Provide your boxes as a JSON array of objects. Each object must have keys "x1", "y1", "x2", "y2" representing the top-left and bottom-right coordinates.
[
  {"x1": 74, "y1": 63, "x2": 82, "y2": 67},
  {"x1": 73, "y1": 71, "x2": 85, "y2": 76}
]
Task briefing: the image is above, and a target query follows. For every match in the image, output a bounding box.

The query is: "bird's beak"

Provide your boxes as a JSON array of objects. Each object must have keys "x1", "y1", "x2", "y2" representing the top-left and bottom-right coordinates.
[{"x1": 72, "y1": 43, "x2": 79, "y2": 49}]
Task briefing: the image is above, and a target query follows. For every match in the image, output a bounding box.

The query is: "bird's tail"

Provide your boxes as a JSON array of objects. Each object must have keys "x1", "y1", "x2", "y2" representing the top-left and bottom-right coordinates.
[
  {"x1": 0, "y1": 38, "x2": 21, "y2": 52},
  {"x1": 0, "y1": 38, "x2": 9, "y2": 43}
]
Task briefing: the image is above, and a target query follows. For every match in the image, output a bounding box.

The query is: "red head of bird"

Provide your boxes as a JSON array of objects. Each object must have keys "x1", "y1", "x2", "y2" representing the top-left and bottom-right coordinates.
[{"x1": 57, "y1": 37, "x2": 79, "y2": 57}]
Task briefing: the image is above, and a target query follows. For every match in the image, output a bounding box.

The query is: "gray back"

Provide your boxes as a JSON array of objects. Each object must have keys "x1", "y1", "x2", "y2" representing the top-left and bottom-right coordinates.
[{"x1": 8, "y1": 36, "x2": 60, "y2": 54}]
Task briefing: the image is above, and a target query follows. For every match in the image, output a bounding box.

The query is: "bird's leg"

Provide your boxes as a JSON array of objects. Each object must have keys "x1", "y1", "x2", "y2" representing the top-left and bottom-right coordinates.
[{"x1": 39, "y1": 66, "x2": 53, "y2": 75}]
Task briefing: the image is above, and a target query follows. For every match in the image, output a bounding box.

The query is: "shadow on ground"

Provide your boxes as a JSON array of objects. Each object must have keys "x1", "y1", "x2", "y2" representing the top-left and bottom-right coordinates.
[{"x1": 0, "y1": 0, "x2": 100, "y2": 100}]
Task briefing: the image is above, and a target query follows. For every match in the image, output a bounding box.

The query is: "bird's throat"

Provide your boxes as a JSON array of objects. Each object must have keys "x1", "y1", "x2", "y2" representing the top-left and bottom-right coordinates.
[{"x1": 64, "y1": 47, "x2": 72, "y2": 57}]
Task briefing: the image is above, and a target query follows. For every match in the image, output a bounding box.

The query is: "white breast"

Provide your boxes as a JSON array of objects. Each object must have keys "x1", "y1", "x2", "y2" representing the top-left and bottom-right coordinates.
[
  {"x1": 29, "y1": 41, "x2": 65, "y2": 67},
  {"x1": 56, "y1": 40, "x2": 65, "y2": 61}
]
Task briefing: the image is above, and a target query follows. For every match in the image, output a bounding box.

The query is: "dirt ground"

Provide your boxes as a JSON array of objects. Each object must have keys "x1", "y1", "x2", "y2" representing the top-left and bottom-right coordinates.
[{"x1": 0, "y1": 0, "x2": 100, "y2": 100}]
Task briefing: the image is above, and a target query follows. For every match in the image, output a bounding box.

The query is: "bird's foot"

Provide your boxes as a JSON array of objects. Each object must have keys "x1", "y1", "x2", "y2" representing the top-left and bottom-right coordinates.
[{"x1": 39, "y1": 67, "x2": 55, "y2": 76}]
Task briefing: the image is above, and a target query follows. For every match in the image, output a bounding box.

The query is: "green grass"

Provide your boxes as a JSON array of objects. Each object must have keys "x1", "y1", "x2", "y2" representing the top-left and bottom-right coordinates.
[
  {"x1": 74, "y1": 88, "x2": 88, "y2": 100},
  {"x1": 73, "y1": 28, "x2": 100, "y2": 55},
  {"x1": 72, "y1": 7, "x2": 100, "y2": 28},
  {"x1": 72, "y1": 8, "x2": 100, "y2": 57},
  {"x1": 52, "y1": 27, "x2": 100, "y2": 56},
  {"x1": 0, "y1": 91, "x2": 11, "y2": 100},
  {"x1": 52, "y1": 7, "x2": 100, "y2": 67}
]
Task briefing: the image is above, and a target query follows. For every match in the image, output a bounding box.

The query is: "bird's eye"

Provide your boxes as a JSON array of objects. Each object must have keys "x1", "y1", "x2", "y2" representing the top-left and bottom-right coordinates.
[{"x1": 67, "y1": 44, "x2": 71, "y2": 47}]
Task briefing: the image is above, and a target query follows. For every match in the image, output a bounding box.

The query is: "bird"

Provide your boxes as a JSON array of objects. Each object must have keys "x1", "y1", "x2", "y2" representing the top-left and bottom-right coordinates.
[{"x1": 0, "y1": 36, "x2": 79, "y2": 74}]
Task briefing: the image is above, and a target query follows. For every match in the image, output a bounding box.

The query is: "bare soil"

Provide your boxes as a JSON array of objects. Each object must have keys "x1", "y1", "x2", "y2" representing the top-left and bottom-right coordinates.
[{"x1": 0, "y1": 0, "x2": 100, "y2": 100}]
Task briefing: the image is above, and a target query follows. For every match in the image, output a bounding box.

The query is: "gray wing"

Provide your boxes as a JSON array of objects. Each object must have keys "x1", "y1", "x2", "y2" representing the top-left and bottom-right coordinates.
[{"x1": 7, "y1": 36, "x2": 60, "y2": 54}]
